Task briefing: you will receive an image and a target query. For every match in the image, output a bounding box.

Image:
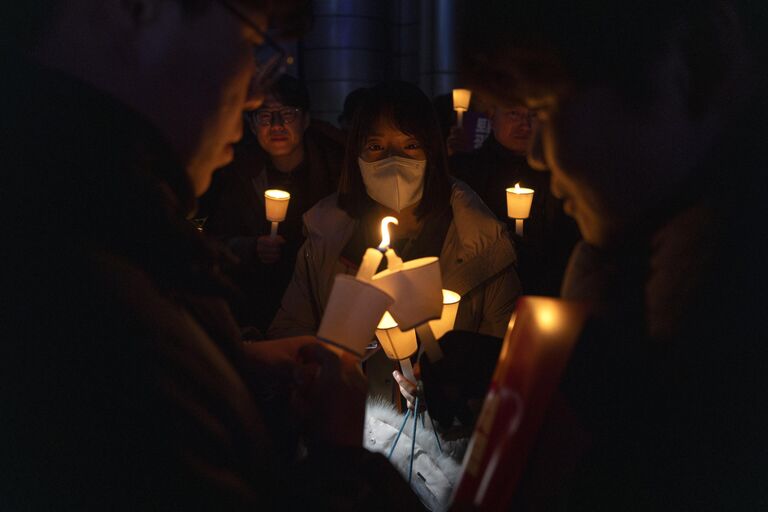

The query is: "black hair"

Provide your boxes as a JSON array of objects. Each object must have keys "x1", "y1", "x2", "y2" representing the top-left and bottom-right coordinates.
[
  {"x1": 338, "y1": 87, "x2": 369, "y2": 126},
  {"x1": 457, "y1": 0, "x2": 767, "y2": 111},
  {"x1": 337, "y1": 81, "x2": 453, "y2": 221},
  {"x1": 267, "y1": 74, "x2": 311, "y2": 111}
]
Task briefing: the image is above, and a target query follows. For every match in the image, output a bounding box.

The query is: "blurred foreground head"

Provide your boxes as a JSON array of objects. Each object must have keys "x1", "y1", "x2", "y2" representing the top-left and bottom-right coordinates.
[
  {"x1": 458, "y1": 0, "x2": 765, "y2": 247},
  {"x1": 3, "y1": 0, "x2": 312, "y2": 197}
]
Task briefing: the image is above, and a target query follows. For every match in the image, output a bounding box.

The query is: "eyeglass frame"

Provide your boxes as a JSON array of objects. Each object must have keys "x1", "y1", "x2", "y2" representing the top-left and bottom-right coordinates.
[
  {"x1": 213, "y1": 0, "x2": 293, "y2": 89},
  {"x1": 247, "y1": 107, "x2": 303, "y2": 129}
]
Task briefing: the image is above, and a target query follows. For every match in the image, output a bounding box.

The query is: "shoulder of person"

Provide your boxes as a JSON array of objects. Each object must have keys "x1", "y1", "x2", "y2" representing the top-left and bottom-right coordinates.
[
  {"x1": 448, "y1": 179, "x2": 512, "y2": 251},
  {"x1": 302, "y1": 192, "x2": 353, "y2": 238}
]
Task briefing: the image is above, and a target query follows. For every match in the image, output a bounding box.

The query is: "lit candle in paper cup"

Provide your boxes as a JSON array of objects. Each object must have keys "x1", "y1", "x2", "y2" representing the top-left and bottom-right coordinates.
[
  {"x1": 506, "y1": 182, "x2": 534, "y2": 236},
  {"x1": 264, "y1": 189, "x2": 291, "y2": 239},
  {"x1": 375, "y1": 311, "x2": 417, "y2": 382},
  {"x1": 453, "y1": 88, "x2": 472, "y2": 128},
  {"x1": 428, "y1": 289, "x2": 462, "y2": 340},
  {"x1": 371, "y1": 256, "x2": 443, "y2": 331},
  {"x1": 357, "y1": 216, "x2": 400, "y2": 281},
  {"x1": 417, "y1": 289, "x2": 461, "y2": 362},
  {"x1": 317, "y1": 275, "x2": 394, "y2": 357}
]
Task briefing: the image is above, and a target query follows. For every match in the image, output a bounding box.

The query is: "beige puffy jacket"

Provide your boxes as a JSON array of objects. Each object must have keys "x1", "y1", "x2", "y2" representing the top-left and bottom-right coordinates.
[{"x1": 268, "y1": 180, "x2": 520, "y2": 340}]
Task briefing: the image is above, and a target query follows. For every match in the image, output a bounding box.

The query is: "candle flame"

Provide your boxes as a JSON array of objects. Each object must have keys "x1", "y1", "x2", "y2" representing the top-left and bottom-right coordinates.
[
  {"x1": 378, "y1": 216, "x2": 398, "y2": 250},
  {"x1": 514, "y1": 182, "x2": 521, "y2": 191},
  {"x1": 265, "y1": 189, "x2": 290, "y2": 200}
]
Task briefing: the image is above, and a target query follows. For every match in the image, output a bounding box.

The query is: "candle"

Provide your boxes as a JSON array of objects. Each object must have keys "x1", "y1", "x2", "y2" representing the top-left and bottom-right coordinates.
[
  {"x1": 453, "y1": 88, "x2": 472, "y2": 128},
  {"x1": 428, "y1": 289, "x2": 461, "y2": 340},
  {"x1": 356, "y1": 216, "x2": 400, "y2": 280},
  {"x1": 265, "y1": 189, "x2": 291, "y2": 239},
  {"x1": 506, "y1": 182, "x2": 534, "y2": 236},
  {"x1": 380, "y1": 216, "x2": 403, "y2": 270},
  {"x1": 375, "y1": 311, "x2": 418, "y2": 382}
]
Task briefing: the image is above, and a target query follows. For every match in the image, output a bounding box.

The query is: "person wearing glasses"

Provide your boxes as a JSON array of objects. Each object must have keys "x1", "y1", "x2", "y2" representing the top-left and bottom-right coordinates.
[
  {"x1": 203, "y1": 74, "x2": 344, "y2": 334},
  {"x1": 450, "y1": 100, "x2": 580, "y2": 296},
  {"x1": 1, "y1": 1, "x2": 421, "y2": 510}
]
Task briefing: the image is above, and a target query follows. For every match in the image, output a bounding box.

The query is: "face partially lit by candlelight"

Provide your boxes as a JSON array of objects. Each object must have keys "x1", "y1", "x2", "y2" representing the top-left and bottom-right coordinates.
[
  {"x1": 490, "y1": 104, "x2": 537, "y2": 155},
  {"x1": 526, "y1": 52, "x2": 700, "y2": 248}
]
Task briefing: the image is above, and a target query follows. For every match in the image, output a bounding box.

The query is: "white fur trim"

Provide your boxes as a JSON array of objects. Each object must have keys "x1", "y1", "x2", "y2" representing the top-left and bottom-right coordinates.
[{"x1": 364, "y1": 398, "x2": 466, "y2": 511}]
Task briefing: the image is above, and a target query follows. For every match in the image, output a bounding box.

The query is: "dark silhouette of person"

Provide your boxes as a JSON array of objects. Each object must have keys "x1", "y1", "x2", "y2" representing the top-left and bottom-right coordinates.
[
  {"x1": 0, "y1": 2, "x2": 422, "y2": 509},
  {"x1": 437, "y1": 0, "x2": 768, "y2": 508}
]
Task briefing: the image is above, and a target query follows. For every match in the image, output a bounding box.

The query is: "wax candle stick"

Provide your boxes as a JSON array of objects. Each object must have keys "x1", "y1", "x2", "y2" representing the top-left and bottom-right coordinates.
[
  {"x1": 358, "y1": 216, "x2": 401, "y2": 279},
  {"x1": 400, "y1": 358, "x2": 416, "y2": 384},
  {"x1": 385, "y1": 248, "x2": 403, "y2": 270},
  {"x1": 357, "y1": 248, "x2": 384, "y2": 280},
  {"x1": 416, "y1": 323, "x2": 443, "y2": 362}
]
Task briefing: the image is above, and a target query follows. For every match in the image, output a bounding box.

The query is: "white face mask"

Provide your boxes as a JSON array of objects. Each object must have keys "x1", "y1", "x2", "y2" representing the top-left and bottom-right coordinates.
[{"x1": 358, "y1": 156, "x2": 427, "y2": 212}]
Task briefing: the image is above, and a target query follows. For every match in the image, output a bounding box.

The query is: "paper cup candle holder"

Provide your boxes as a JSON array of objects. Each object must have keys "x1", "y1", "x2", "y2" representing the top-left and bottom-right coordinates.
[
  {"x1": 453, "y1": 88, "x2": 472, "y2": 128},
  {"x1": 264, "y1": 189, "x2": 291, "y2": 239},
  {"x1": 506, "y1": 182, "x2": 534, "y2": 236},
  {"x1": 316, "y1": 275, "x2": 395, "y2": 357},
  {"x1": 317, "y1": 216, "x2": 461, "y2": 360},
  {"x1": 375, "y1": 311, "x2": 418, "y2": 382},
  {"x1": 318, "y1": 216, "x2": 402, "y2": 356}
]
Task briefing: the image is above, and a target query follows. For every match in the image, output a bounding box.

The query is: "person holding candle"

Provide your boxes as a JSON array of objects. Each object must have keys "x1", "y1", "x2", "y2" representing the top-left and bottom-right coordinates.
[
  {"x1": 450, "y1": 98, "x2": 579, "y2": 296},
  {"x1": 202, "y1": 74, "x2": 344, "y2": 333},
  {"x1": 268, "y1": 80, "x2": 521, "y2": 392},
  {"x1": 451, "y1": 0, "x2": 768, "y2": 508}
]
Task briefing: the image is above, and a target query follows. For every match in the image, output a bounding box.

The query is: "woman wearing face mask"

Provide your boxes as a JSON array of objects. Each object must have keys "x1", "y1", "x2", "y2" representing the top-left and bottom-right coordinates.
[{"x1": 268, "y1": 82, "x2": 520, "y2": 396}]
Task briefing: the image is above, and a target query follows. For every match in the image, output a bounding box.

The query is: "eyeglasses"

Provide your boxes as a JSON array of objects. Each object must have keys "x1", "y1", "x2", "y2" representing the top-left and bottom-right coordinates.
[
  {"x1": 214, "y1": 0, "x2": 293, "y2": 89},
  {"x1": 247, "y1": 107, "x2": 301, "y2": 130}
]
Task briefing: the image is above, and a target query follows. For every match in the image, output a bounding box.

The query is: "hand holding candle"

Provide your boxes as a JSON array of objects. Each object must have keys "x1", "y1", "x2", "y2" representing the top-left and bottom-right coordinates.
[
  {"x1": 453, "y1": 88, "x2": 472, "y2": 128},
  {"x1": 264, "y1": 189, "x2": 291, "y2": 239},
  {"x1": 506, "y1": 182, "x2": 534, "y2": 236}
]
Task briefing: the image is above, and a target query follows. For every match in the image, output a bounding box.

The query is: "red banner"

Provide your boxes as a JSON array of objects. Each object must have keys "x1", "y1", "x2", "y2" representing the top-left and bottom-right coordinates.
[{"x1": 451, "y1": 296, "x2": 591, "y2": 510}]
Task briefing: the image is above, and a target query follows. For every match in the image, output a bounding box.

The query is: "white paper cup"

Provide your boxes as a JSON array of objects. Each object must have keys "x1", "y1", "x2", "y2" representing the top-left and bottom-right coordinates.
[
  {"x1": 265, "y1": 189, "x2": 291, "y2": 222},
  {"x1": 428, "y1": 289, "x2": 462, "y2": 340},
  {"x1": 317, "y1": 274, "x2": 394, "y2": 357},
  {"x1": 375, "y1": 311, "x2": 418, "y2": 361},
  {"x1": 506, "y1": 186, "x2": 534, "y2": 219},
  {"x1": 371, "y1": 256, "x2": 443, "y2": 331}
]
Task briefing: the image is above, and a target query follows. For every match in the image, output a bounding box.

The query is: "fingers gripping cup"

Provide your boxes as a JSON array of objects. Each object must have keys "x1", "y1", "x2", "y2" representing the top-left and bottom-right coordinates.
[
  {"x1": 370, "y1": 256, "x2": 443, "y2": 331},
  {"x1": 317, "y1": 274, "x2": 395, "y2": 357}
]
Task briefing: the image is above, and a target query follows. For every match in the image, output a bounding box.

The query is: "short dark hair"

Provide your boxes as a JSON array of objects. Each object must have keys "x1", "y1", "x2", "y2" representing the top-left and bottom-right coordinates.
[
  {"x1": 457, "y1": 0, "x2": 767, "y2": 111},
  {"x1": 337, "y1": 81, "x2": 453, "y2": 220},
  {"x1": 267, "y1": 74, "x2": 311, "y2": 111},
  {"x1": 338, "y1": 87, "x2": 369, "y2": 126}
]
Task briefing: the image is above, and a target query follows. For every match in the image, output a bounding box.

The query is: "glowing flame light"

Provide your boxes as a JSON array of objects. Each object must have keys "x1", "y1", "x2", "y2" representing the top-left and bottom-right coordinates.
[
  {"x1": 514, "y1": 182, "x2": 521, "y2": 192},
  {"x1": 378, "y1": 216, "x2": 399, "y2": 250}
]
